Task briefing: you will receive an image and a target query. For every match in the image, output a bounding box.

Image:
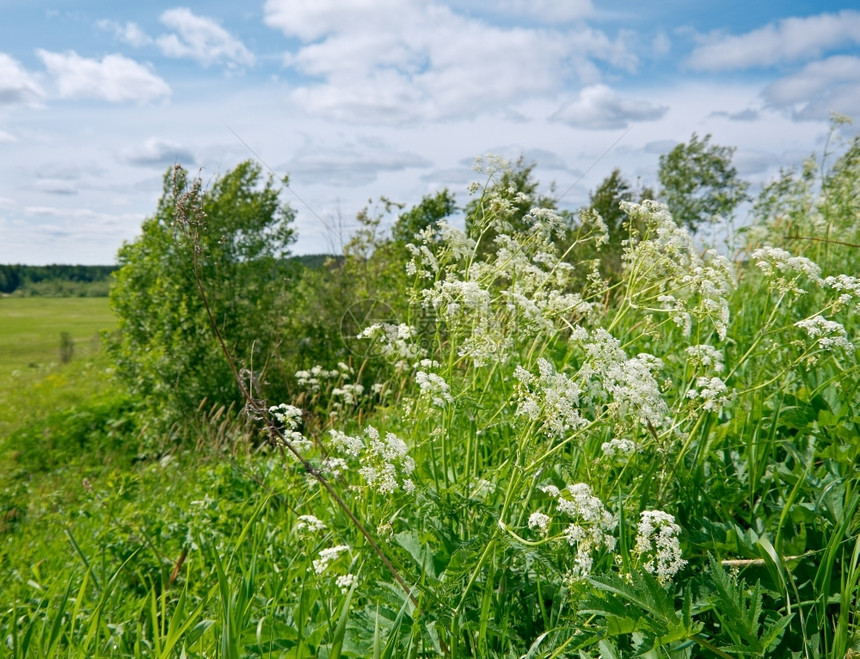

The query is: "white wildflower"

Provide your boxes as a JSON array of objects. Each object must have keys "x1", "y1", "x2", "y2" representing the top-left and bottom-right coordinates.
[
  {"x1": 405, "y1": 243, "x2": 439, "y2": 279},
  {"x1": 539, "y1": 484, "x2": 561, "y2": 498},
  {"x1": 437, "y1": 220, "x2": 476, "y2": 260},
  {"x1": 581, "y1": 329, "x2": 670, "y2": 429},
  {"x1": 295, "y1": 514, "x2": 326, "y2": 534},
  {"x1": 336, "y1": 573, "x2": 357, "y2": 593},
  {"x1": 622, "y1": 201, "x2": 735, "y2": 339},
  {"x1": 334, "y1": 426, "x2": 416, "y2": 495},
  {"x1": 358, "y1": 323, "x2": 424, "y2": 361},
  {"x1": 824, "y1": 274, "x2": 860, "y2": 313},
  {"x1": 752, "y1": 246, "x2": 822, "y2": 295},
  {"x1": 415, "y1": 370, "x2": 454, "y2": 407},
  {"x1": 321, "y1": 456, "x2": 348, "y2": 478},
  {"x1": 634, "y1": 510, "x2": 686, "y2": 584},
  {"x1": 685, "y1": 345, "x2": 725, "y2": 373},
  {"x1": 514, "y1": 358, "x2": 587, "y2": 438},
  {"x1": 269, "y1": 403, "x2": 303, "y2": 429},
  {"x1": 554, "y1": 483, "x2": 617, "y2": 581},
  {"x1": 457, "y1": 317, "x2": 512, "y2": 366},
  {"x1": 329, "y1": 429, "x2": 364, "y2": 457},
  {"x1": 601, "y1": 438, "x2": 638, "y2": 458},
  {"x1": 686, "y1": 376, "x2": 731, "y2": 413},
  {"x1": 795, "y1": 315, "x2": 854, "y2": 353},
  {"x1": 332, "y1": 383, "x2": 364, "y2": 406},
  {"x1": 528, "y1": 512, "x2": 552, "y2": 536},
  {"x1": 312, "y1": 545, "x2": 350, "y2": 575}
]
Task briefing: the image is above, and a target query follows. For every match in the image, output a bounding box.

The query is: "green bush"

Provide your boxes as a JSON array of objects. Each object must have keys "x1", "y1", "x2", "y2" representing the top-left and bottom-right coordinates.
[{"x1": 106, "y1": 161, "x2": 297, "y2": 436}]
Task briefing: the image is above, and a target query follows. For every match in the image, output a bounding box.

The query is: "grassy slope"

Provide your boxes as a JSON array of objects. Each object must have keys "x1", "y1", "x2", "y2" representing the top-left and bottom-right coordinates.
[
  {"x1": 0, "y1": 297, "x2": 116, "y2": 439},
  {"x1": 0, "y1": 297, "x2": 114, "y2": 370}
]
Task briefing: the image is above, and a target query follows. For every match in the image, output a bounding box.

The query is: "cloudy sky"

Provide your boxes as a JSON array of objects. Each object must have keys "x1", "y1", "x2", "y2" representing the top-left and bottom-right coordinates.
[{"x1": 1, "y1": 1, "x2": 859, "y2": 264}]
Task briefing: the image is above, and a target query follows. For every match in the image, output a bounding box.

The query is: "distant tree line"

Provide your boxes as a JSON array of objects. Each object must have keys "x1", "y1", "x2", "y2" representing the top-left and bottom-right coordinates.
[
  {"x1": 0, "y1": 257, "x2": 335, "y2": 297},
  {"x1": 0, "y1": 264, "x2": 118, "y2": 296}
]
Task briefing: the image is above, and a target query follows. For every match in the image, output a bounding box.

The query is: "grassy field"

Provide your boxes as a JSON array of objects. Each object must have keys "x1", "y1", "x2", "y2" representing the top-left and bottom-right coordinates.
[
  {"x1": 0, "y1": 297, "x2": 116, "y2": 441},
  {"x1": 0, "y1": 297, "x2": 114, "y2": 371}
]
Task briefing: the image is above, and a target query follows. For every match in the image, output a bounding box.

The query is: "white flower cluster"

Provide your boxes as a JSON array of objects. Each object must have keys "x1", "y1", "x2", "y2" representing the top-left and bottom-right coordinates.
[
  {"x1": 492, "y1": 233, "x2": 593, "y2": 333},
  {"x1": 405, "y1": 184, "x2": 597, "y2": 371},
  {"x1": 622, "y1": 200, "x2": 735, "y2": 340},
  {"x1": 329, "y1": 426, "x2": 416, "y2": 495},
  {"x1": 294, "y1": 514, "x2": 326, "y2": 535},
  {"x1": 825, "y1": 274, "x2": 860, "y2": 313},
  {"x1": 269, "y1": 403, "x2": 303, "y2": 427},
  {"x1": 634, "y1": 510, "x2": 686, "y2": 584},
  {"x1": 358, "y1": 323, "x2": 424, "y2": 363},
  {"x1": 335, "y1": 573, "x2": 357, "y2": 593},
  {"x1": 685, "y1": 344, "x2": 725, "y2": 373},
  {"x1": 685, "y1": 376, "x2": 731, "y2": 413},
  {"x1": 423, "y1": 279, "x2": 492, "y2": 320},
  {"x1": 295, "y1": 363, "x2": 352, "y2": 393},
  {"x1": 405, "y1": 241, "x2": 440, "y2": 279},
  {"x1": 752, "y1": 246, "x2": 822, "y2": 296},
  {"x1": 514, "y1": 359, "x2": 587, "y2": 438},
  {"x1": 332, "y1": 383, "x2": 365, "y2": 407},
  {"x1": 580, "y1": 329, "x2": 670, "y2": 429},
  {"x1": 600, "y1": 438, "x2": 638, "y2": 458},
  {"x1": 268, "y1": 403, "x2": 312, "y2": 451},
  {"x1": 415, "y1": 370, "x2": 454, "y2": 407},
  {"x1": 543, "y1": 482, "x2": 617, "y2": 580},
  {"x1": 312, "y1": 544, "x2": 350, "y2": 575},
  {"x1": 457, "y1": 317, "x2": 513, "y2": 367},
  {"x1": 527, "y1": 511, "x2": 552, "y2": 536},
  {"x1": 795, "y1": 315, "x2": 854, "y2": 353}
]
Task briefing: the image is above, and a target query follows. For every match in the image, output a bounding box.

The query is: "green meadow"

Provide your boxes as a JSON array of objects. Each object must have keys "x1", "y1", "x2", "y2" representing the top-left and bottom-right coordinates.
[
  {"x1": 0, "y1": 297, "x2": 116, "y2": 437},
  {"x1": 0, "y1": 297, "x2": 113, "y2": 369}
]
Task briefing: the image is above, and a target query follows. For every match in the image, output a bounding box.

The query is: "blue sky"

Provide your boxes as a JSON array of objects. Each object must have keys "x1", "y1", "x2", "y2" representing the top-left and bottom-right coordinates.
[{"x1": 1, "y1": 1, "x2": 859, "y2": 264}]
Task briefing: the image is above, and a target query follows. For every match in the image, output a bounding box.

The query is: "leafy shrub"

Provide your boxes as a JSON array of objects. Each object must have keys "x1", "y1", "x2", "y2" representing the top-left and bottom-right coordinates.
[{"x1": 106, "y1": 161, "x2": 297, "y2": 436}]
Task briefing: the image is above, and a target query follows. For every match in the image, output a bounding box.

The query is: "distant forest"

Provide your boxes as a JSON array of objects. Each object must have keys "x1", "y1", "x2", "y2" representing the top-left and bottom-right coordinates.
[
  {"x1": 0, "y1": 264, "x2": 118, "y2": 297},
  {"x1": 0, "y1": 256, "x2": 334, "y2": 297}
]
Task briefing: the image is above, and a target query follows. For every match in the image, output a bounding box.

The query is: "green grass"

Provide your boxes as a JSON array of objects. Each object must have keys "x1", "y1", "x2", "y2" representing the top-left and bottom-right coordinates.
[
  {"x1": 0, "y1": 297, "x2": 114, "y2": 371},
  {"x1": 0, "y1": 297, "x2": 116, "y2": 439}
]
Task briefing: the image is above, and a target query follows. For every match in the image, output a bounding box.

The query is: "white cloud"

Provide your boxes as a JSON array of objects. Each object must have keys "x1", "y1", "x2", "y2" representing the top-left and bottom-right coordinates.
[
  {"x1": 551, "y1": 84, "x2": 667, "y2": 129},
  {"x1": 32, "y1": 179, "x2": 78, "y2": 195},
  {"x1": 710, "y1": 108, "x2": 760, "y2": 122},
  {"x1": 0, "y1": 53, "x2": 44, "y2": 105},
  {"x1": 285, "y1": 137, "x2": 431, "y2": 187},
  {"x1": 265, "y1": 0, "x2": 636, "y2": 123},
  {"x1": 763, "y1": 55, "x2": 860, "y2": 121},
  {"x1": 120, "y1": 138, "x2": 196, "y2": 166},
  {"x1": 0, "y1": 129, "x2": 17, "y2": 143},
  {"x1": 157, "y1": 8, "x2": 255, "y2": 67},
  {"x1": 688, "y1": 10, "x2": 860, "y2": 71},
  {"x1": 97, "y1": 19, "x2": 154, "y2": 47},
  {"x1": 652, "y1": 31, "x2": 670, "y2": 56},
  {"x1": 264, "y1": 0, "x2": 406, "y2": 41},
  {"x1": 37, "y1": 50, "x2": 170, "y2": 103},
  {"x1": 492, "y1": 0, "x2": 593, "y2": 22}
]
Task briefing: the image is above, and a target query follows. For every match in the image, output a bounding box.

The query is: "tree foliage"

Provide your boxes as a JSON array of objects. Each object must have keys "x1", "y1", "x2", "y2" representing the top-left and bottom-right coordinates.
[
  {"x1": 391, "y1": 189, "x2": 457, "y2": 245},
  {"x1": 465, "y1": 155, "x2": 559, "y2": 256},
  {"x1": 107, "y1": 161, "x2": 296, "y2": 433},
  {"x1": 587, "y1": 169, "x2": 655, "y2": 278},
  {"x1": 658, "y1": 132, "x2": 749, "y2": 230},
  {"x1": 0, "y1": 264, "x2": 116, "y2": 296}
]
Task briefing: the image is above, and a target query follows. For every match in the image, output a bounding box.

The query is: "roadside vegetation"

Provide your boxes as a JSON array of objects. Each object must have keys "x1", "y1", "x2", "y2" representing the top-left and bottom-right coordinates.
[{"x1": 1, "y1": 119, "x2": 858, "y2": 657}]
